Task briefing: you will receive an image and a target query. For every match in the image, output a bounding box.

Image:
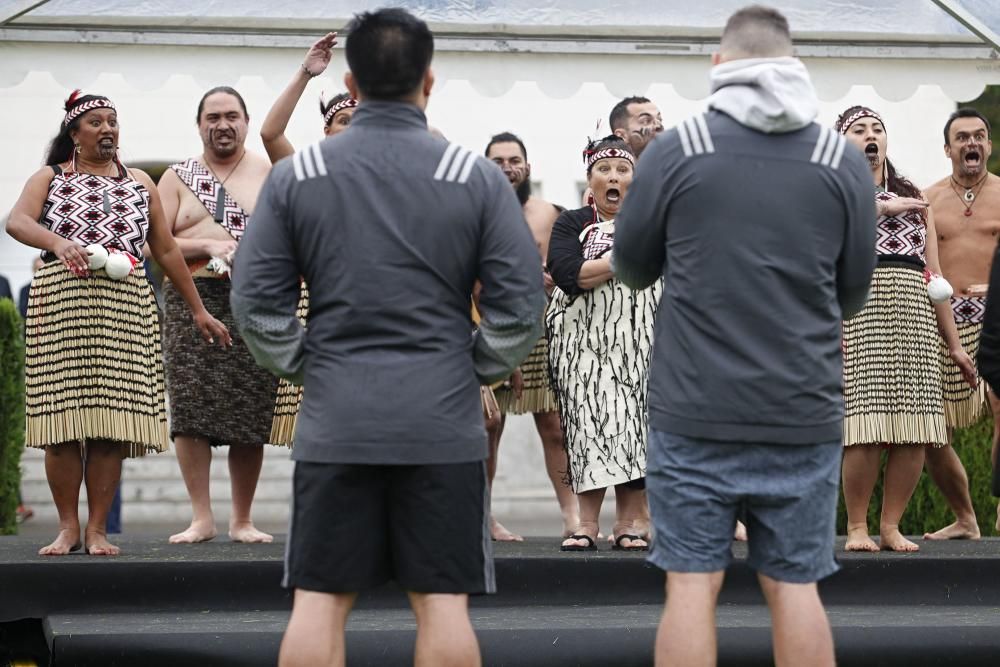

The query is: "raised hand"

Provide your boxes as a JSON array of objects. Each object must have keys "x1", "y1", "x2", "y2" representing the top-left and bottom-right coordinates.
[{"x1": 302, "y1": 32, "x2": 338, "y2": 77}]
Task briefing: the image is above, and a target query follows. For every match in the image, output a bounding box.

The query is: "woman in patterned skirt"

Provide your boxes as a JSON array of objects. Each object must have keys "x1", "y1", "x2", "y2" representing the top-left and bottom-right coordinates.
[
  {"x1": 259, "y1": 32, "x2": 357, "y2": 446},
  {"x1": 547, "y1": 136, "x2": 661, "y2": 552},
  {"x1": 6, "y1": 91, "x2": 229, "y2": 556},
  {"x1": 837, "y1": 106, "x2": 977, "y2": 553}
]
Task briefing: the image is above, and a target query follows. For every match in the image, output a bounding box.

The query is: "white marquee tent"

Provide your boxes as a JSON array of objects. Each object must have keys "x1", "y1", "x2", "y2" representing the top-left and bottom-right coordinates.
[{"x1": 2, "y1": 0, "x2": 999, "y2": 290}]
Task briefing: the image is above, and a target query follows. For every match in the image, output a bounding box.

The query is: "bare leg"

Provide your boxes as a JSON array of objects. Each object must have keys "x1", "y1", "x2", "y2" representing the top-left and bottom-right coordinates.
[
  {"x1": 612, "y1": 484, "x2": 649, "y2": 549},
  {"x1": 38, "y1": 442, "x2": 83, "y2": 556},
  {"x1": 656, "y1": 571, "x2": 725, "y2": 667},
  {"x1": 989, "y1": 392, "x2": 1000, "y2": 533},
  {"x1": 734, "y1": 521, "x2": 748, "y2": 542},
  {"x1": 758, "y1": 574, "x2": 835, "y2": 667},
  {"x1": 278, "y1": 589, "x2": 356, "y2": 667},
  {"x1": 228, "y1": 445, "x2": 272, "y2": 543},
  {"x1": 842, "y1": 444, "x2": 881, "y2": 552},
  {"x1": 923, "y1": 440, "x2": 980, "y2": 540},
  {"x1": 409, "y1": 592, "x2": 480, "y2": 667},
  {"x1": 83, "y1": 440, "x2": 124, "y2": 555},
  {"x1": 879, "y1": 446, "x2": 924, "y2": 552},
  {"x1": 561, "y1": 487, "x2": 605, "y2": 549},
  {"x1": 533, "y1": 410, "x2": 579, "y2": 537},
  {"x1": 487, "y1": 413, "x2": 521, "y2": 542},
  {"x1": 169, "y1": 436, "x2": 218, "y2": 543}
]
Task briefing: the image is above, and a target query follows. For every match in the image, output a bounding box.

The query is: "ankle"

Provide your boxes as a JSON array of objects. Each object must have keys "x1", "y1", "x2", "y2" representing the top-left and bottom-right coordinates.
[{"x1": 846, "y1": 523, "x2": 869, "y2": 534}]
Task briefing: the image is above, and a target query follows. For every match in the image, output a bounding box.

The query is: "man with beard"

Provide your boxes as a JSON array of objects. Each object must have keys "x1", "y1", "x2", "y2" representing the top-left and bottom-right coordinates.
[
  {"x1": 485, "y1": 132, "x2": 578, "y2": 539},
  {"x1": 923, "y1": 108, "x2": 1000, "y2": 540},
  {"x1": 610, "y1": 96, "x2": 664, "y2": 159},
  {"x1": 158, "y1": 86, "x2": 279, "y2": 544}
]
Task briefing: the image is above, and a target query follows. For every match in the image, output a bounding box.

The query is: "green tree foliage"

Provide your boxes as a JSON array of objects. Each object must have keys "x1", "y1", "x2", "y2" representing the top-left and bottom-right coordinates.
[
  {"x1": 837, "y1": 417, "x2": 996, "y2": 536},
  {"x1": 0, "y1": 300, "x2": 25, "y2": 535}
]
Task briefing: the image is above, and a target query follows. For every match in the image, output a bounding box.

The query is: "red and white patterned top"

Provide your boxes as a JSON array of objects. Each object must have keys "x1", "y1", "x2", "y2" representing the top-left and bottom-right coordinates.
[
  {"x1": 580, "y1": 219, "x2": 615, "y2": 260},
  {"x1": 40, "y1": 168, "x2": 150, "y2": 260},
  {"x1": 875, "y1": 191, "x2": 926, "y2": 263}
]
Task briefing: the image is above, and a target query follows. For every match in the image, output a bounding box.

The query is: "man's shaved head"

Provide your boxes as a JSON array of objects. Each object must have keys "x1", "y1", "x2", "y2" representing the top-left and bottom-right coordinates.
[{"x1": 719, "y1": 5, "x2": 793, "y2": 60}]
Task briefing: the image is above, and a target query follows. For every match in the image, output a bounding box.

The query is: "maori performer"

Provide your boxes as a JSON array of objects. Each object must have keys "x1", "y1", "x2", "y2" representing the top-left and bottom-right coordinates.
[
  {"x1": 6, "y1": 91, "x2": 229, "y2": 556},
  {"x1": 157, "y1": 86, "x2": 278, "y2": 544},
  {"x1": 836, "y1": 106, "x2": 976, "y2": 552},
  {"x1": 547, "y1": 135, "x2": 661, "y2": 552},
  {"x1": 484, "y1": 131, "x2": 578, "y2": 539},
  {"x1": 259, "y1": 33, "x2": 358, "y2": 447},
  {"x1": 923, "y1": 109, "x2": 1000, "y2": 539}
]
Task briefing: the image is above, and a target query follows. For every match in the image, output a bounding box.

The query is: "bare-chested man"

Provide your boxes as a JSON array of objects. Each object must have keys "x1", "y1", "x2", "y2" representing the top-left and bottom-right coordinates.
[
  {"x1": 923, "y1": 108, "x2": 999, "y2": 540},
  {"x1": 610, "y1": 96, "x2": 664, "y2": 159},
  {"x1": 485, "y1": 132, "x2": 578, "y2": 540},
  {"x1": 158, "y1": 86, "x2": 278, "y2": 544}
]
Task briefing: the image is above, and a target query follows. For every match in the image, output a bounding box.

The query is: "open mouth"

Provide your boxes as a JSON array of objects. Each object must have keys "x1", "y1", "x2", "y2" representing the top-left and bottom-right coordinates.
[
  {"x1": 864, "y1": 143, "x2": 879, "y2": 165},
  {"x1": 606, "y1": 188, "x2": 621, "y2": 204},
  {"x1": 963, "y1": 149, "x2": 981, "y2": 167}
]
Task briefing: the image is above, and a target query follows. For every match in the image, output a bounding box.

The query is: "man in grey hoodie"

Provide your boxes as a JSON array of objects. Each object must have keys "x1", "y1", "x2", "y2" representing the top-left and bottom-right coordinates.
[{"x1": 614, "y1": 6, "x2": 875, "y2": 667}]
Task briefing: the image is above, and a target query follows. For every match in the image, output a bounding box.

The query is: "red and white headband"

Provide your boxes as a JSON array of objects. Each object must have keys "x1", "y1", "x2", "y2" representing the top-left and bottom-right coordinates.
[
  {"x1": 323, "y1": 97, "x2": 358, "y2": 126},
  {"x1": 585, "y1": 147, "x2": 634, "y2": 169},
  {"x1": 64, "y1": 96, "x2": 116, "y2": 127},
  {"x1": 838, "y1": 108, "x2": 884, "y2": 135}
]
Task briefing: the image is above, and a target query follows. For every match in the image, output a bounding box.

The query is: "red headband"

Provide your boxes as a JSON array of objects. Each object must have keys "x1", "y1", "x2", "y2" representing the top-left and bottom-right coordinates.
[
  {"x1": 839, "y1": 108, "x2": 884, "y2": 135},
  {"x1": 323, "y1": 97, "x2": 358, "y2": 126},
  {"x1": 585, "y1": 147, "x2": 634, "y2": 169},
  {"x1": 63, "y1": 96, "x2": 116, "y2": 127}
]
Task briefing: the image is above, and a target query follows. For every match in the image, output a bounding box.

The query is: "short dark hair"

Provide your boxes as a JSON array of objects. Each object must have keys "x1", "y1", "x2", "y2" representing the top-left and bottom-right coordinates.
[
  {"x1": 485, "y1": 132, "x2": 527, "y2": 160},
  {"x1": 196, "y1": 86, "x2": 249, "y2": 123},
  {"x1": 720, "y1": 5, "x2": 792, "y2": 58},
  {"x1": 345, "y1": 8, "x2": 434, "y2": 101},
  {"x1": 943, "y1": 108, "x2": 992, "y2": 145},
  {"x1": 609, "y1": 96, "x2": 651, "y2": 131}
]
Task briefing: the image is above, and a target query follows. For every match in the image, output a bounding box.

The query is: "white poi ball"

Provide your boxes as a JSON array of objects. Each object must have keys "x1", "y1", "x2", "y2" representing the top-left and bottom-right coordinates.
[
  {"x1": 928, "y1": 275, "x2": 954, "y2": 304},
  {"x1": 104, "y1": 253, "x2": 132, "y2": 280},
  {"x1": 86, "y1": 244, "x2": 108, "y2": 270}
]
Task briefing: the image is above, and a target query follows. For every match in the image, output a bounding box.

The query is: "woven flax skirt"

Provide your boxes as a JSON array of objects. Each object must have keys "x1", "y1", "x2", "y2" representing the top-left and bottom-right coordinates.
[
  {"x1": 269, "y1": 283, "x2": 308, "y2": 446},
  {"x1": 24, "y1": 261, "x2": 167, "y2": 456},
  {"x1": 494, "y1": 329, "x2": 558, "y2": 415},
  {"x1": 843, "y1": 265, "x2": 946, "y2": 447},
  {"x1": 940, "y1": 296, "x2": 989, "y2": 429},
  {"x1": 163, "y1": 276, "x2": 279, "y2": 448}
]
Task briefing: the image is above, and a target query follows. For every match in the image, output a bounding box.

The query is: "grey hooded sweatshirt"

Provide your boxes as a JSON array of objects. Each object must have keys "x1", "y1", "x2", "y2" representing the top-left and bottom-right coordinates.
[{"x1": 615, "y1": 57, "x2": 876, "y2": 445}]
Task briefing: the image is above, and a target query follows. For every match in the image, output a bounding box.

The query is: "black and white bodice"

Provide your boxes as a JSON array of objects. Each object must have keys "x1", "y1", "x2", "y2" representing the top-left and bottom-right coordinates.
[{"x1": 40, "y1": 170, "x2": 150, "y2": 260}]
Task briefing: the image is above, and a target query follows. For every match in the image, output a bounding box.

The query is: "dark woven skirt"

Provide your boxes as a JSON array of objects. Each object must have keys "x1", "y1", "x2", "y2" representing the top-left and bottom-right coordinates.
[
  {"x1": 494, "y1": 329, "x2": 558, "y2": 415},
  {"x1": 843, "y1": 265, "x2": 946, "y2": 447},
  {"x1": 163, "y1": 276, "x2": 279, "y2": 447},
  {"x1": 270, "y1": 283, "x2": 308, "y2": 446},
  {"x1": 24, "y1": 261, "x2": 167, "y2": 456},
  {"x1": 940, "y1": 297, "x2": 989, "y2": 428}
]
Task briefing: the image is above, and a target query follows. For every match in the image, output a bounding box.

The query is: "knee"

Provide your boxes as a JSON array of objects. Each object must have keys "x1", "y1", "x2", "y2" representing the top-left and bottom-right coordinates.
[
  {"x1": 409, "y1": 593, "x2": 469, "y2": 626},
  {"x1": 757, "y1": 573, "x2": 820, "y2": 606},
  {"x1": 666, "y1": 571, "x2": 725, "y2": 603}
]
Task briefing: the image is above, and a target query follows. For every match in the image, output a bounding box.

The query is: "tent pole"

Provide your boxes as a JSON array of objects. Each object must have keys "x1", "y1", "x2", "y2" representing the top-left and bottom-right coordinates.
[{"x1": 930, "y1": 0, "x2": 1000, "y2": 52}]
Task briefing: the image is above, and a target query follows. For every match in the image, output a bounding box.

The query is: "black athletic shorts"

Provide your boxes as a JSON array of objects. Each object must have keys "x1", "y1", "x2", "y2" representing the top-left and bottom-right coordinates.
[{"x1": 284, "y1": 460, "x2": 496, "y2": 595}]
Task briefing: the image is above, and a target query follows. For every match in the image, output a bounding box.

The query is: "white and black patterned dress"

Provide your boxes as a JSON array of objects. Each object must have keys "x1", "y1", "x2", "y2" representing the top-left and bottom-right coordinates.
[{"x1": 545, "y1": 206, "x2": 662, "y2": 492}]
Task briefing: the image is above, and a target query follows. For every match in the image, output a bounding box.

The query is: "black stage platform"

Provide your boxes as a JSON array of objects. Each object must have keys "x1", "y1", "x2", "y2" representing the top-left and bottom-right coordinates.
[{"x1": 2, "y1": 536, "x2": 1000, "y2": 666}]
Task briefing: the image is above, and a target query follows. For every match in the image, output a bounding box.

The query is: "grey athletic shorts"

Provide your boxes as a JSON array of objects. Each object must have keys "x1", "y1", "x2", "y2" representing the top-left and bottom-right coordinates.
[{"x1": 646, "y1": 430, "x2": 840, "y2": 584}]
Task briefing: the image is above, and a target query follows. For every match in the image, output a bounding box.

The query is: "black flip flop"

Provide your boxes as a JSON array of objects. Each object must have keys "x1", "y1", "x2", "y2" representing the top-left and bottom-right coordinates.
[
  {"x1": 612, "y1": 533, "x2": 649, "y2": 552},
  {"x1": 560, "y1": 534, "x2": 597, "y2": 551}
]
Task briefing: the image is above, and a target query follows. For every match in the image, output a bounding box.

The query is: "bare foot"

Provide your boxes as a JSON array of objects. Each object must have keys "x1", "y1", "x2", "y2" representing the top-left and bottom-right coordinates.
[
  {"x1": 734, "y1": 521, "x2": 748, "y2": 542},
  {"x1": 229, "y1": 522, "x2": 273, "y2": 544},
  {"x1": 923, "y1": 519, "x2": 981, "y2": 541},
  {"x1": 491, "y1": 517, "x2": 523, "y2": 542},
  {"x1": 38, "y1": 528, "x2": 82, "y2": 556},
  {"x1": 169, "y1": 519, "x2": 218, "y2": 544},
  {"x1": 561, "y1": 515, "x2": 581, "y2": 539},
  {"x1": 845, "y1": 526, "x2": 880, "y2": 552},
  {"x1": 85, "y1": 531, "x2": 121, "y2": 556},
  {"x1": 880, "y1": 528, "x2": 919, "y2": 552}
]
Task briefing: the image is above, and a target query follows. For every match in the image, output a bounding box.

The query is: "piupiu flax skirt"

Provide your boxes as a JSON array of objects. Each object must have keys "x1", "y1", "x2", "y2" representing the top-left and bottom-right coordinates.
[
  {"x1": 546, "y1": 278, "x2": 661, "y2": 493},
  {"x1": 494, "y1": 330, "x2": 558, "y2": 415},
  {"x1": 269, "y1": 283, "x2": 309, "y2": 446},
  {"x1": 24, "y1": 261, "x2": 167, "y2": 456},
  {"x1": 941, "y1": 296, "x2": 990, "y2": 429},
  {"x1": 843, "y1": 264, "x2": 946, "y2": 447},
  {"x1": 163, "y1": 276, "x2": 279, "y2": 448}
]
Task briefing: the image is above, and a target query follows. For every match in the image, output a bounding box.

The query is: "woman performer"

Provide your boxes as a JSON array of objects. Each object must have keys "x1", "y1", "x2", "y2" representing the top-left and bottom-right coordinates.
[
  {"x1": 547, "y1": 135, "x2": 661, "y2": 551},
  {"x1": 837, "y1": 105, "x2": 976, "y2": 552},
  {"x1": 6, "y1": 91, "x2": 230, "y2": 556},
  {"x1": 259, "y1": 32, "x2": 357, "y2": 446}
]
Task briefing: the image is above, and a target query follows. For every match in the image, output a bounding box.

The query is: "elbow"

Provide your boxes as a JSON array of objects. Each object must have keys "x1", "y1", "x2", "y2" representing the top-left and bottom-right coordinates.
[{"x1": 259, "y1": 128, "x2": 280, "y2": 144}]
